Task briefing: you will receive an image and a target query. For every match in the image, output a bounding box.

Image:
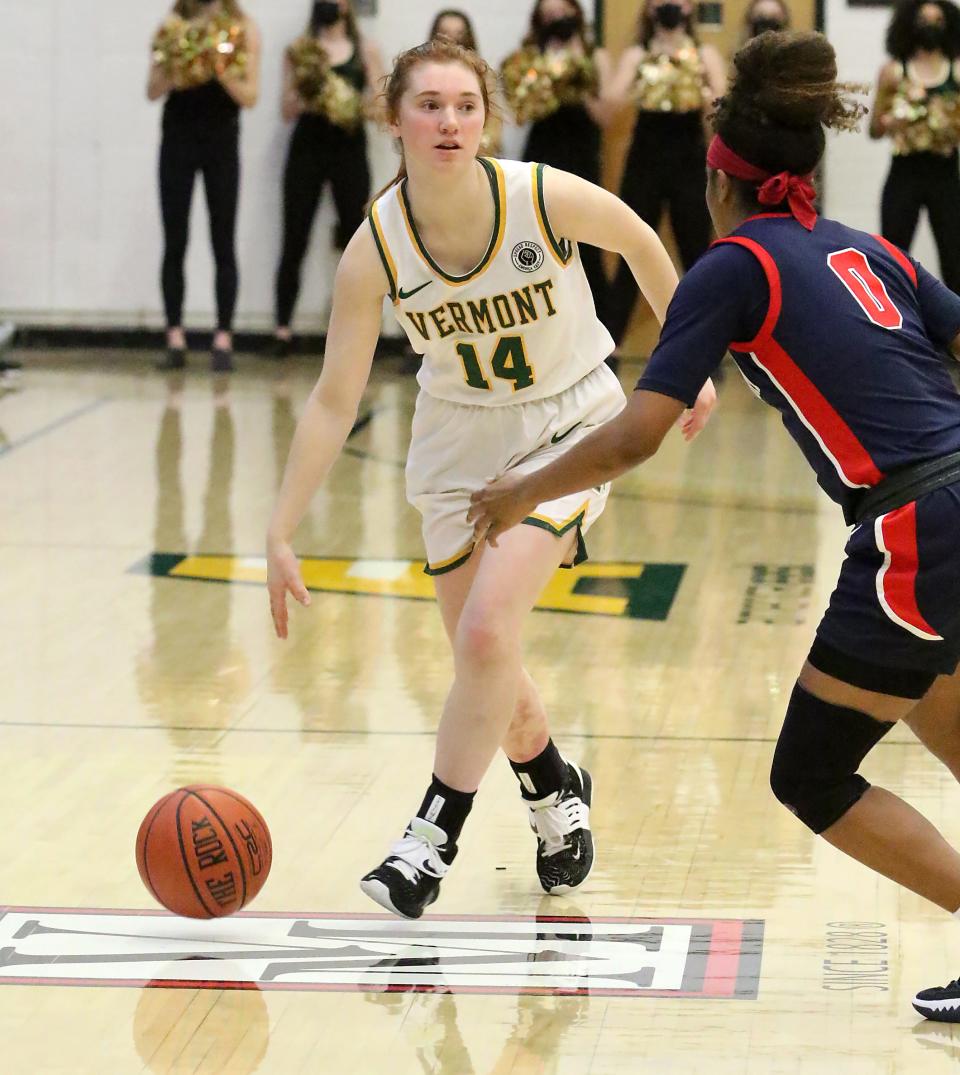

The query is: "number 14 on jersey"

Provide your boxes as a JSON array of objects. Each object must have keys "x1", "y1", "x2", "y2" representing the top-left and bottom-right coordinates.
[{"x1": 457, "y1": 335, "x2": 536, "y2": 391}]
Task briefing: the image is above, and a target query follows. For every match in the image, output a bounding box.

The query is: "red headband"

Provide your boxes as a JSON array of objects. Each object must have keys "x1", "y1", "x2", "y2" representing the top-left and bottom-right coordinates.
[{"x1": 706, "y1": 135, "x2": 818, "y2": 232}]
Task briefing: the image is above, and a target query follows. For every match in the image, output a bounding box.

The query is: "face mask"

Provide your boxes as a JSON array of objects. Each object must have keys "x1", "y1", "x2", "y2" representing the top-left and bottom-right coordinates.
[
  {"x1": 655, "y1": 3, "x2": 685, "y2": 30},
  {"x1": 311, "y1": 1, "x2": 342, "y2": 31},
  {"x1": 750, "y1": 16, "x2": 784, "y2": 36},
  {"x1": 915, "y1": 22, "x2": 946, "y2": 50},
  {"x1": 539, "y1": 15, "x2": 581, "y2": 44}
]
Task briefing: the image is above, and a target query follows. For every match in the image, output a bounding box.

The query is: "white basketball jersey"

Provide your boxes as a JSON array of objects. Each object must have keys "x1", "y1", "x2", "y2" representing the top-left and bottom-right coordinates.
[{"x1": 367, "y1": 157, "x2": 614, "y2": 406}]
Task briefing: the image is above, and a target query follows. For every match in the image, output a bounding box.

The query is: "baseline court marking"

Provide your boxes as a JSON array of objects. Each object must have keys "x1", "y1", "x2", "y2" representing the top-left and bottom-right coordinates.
[{"x1": 0, "y1": 909, "x2": 763, "y2": 998}]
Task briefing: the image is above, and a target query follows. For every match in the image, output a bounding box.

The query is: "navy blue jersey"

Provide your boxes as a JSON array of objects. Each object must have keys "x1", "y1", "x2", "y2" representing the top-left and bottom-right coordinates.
[{"x1": 637, "y1": 213, "x2": 960, "y2": 518}]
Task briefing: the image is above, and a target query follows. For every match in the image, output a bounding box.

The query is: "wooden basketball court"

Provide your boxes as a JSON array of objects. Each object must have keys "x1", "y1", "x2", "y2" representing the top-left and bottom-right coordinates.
[{"x1": 1, "y1": 351, "x2": 957, "y2": 1072}]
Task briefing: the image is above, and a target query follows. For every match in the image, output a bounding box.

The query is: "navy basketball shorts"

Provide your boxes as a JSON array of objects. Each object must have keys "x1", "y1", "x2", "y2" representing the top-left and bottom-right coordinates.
[{"x1": 816, "y1": 485, "x2": 960, "y2": 677}]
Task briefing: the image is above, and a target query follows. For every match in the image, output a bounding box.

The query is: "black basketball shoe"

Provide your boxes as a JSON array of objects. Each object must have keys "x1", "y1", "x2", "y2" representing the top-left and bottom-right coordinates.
[
  {"x1": 528, "y1": 761, "x2": 594, "y2": 895},
  {"x1": 360, "y1": 817, "x2": 456, "y2": 920},
  {"x1": 914, "y1": 977, "x2": 960, "y2": 1021}
]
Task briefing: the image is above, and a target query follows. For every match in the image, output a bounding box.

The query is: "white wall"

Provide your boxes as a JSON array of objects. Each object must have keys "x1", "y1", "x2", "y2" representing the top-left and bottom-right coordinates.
[
  {"x1": 4, "y1": 1, "x2": 947, "y2": 329},
  {"x1": 0, "y1": 0, "x2": 593, "y2": 331},
  {"x1": 824, "y1": 0, "x2": 939, "y2": 272}
]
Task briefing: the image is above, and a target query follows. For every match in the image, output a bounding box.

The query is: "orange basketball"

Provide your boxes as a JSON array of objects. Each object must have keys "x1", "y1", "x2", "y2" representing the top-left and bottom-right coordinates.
[{"x1": 135, "y1": 785, "x2": 272, "y2": 918}]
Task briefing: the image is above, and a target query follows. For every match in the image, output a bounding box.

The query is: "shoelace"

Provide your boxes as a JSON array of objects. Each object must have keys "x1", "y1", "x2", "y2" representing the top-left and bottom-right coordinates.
[
  {"x1": 386, "y1": 831, "x2": 448, "y2": 882},
  {"x1": 531, "y1": 794, "x2": 589, "y2": 857}
]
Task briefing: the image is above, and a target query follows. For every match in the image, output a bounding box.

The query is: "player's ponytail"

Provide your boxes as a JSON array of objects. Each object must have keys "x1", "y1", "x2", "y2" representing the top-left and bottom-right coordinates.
[
  {"x1": 369, "y1": 38, "x2": 494, "y2": 204},
  {"x1": 712, "y1": 32, "x2": 865, "y2": 190}
]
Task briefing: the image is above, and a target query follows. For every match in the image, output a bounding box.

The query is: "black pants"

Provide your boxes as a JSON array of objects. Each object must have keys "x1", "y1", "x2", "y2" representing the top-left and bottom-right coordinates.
[
  {"x1": 275, "y1": 115, "x2": 371, "y2": 328},
  {"x1": 159, "y1": 121, "x2": 240, "y2": 331},
  {"x1": 608, "y1": 113, "x2": 712, "y2": 347},
  {"x1": 524, "y1": 106, "x2": 609, "y2": 329},
  {"x1": 881, "y1": 151, "x2": 960, "y2": 295}
]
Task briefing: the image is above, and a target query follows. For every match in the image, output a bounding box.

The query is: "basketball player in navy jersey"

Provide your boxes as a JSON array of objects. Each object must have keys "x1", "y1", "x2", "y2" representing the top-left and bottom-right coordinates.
[{"x1": 470, "y1": 30, "x2": 960, "y2": 1021}]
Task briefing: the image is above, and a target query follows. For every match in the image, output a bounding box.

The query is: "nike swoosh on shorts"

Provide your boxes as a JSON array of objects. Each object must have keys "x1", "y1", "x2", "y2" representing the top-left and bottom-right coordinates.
[{"x1": 550, "y1": 422, "x2": 582, "y2": 444}]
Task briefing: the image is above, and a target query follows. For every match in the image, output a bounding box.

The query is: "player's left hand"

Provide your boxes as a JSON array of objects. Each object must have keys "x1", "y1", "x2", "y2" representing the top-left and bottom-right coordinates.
[
  {"x1": 677, "y1": 376, "x2": 717, "y2": 442},
  {"x1": 467, "y1": 473, "x2": 538, "y2": 548}
]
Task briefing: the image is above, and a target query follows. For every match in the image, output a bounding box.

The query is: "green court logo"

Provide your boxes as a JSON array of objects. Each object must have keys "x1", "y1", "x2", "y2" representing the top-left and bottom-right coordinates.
[{"x1": 134, "y1": 555, "x2": 686, "y2": 621}]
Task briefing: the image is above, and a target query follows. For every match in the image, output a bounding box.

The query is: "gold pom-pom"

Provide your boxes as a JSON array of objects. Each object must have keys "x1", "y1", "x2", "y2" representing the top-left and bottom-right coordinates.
[
  {"x1": 152, "y1": 11, "x2": 248, "y2": 90},
  {"x1": 887, "y1": 82, "x2": 960, "y2": 156},
  {"x1": 632, "y1": 42, "x2": 707, "y2": 114},
  {"x1": 500, "y1": 47, "x2": 598, "y2": 125},
  {"x1": 287, "y1": 36, "x2": 365, "y2": 129}
]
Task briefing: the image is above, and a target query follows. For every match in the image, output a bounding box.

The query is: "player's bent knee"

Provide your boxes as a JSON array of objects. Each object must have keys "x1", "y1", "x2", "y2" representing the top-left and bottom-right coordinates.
[
  {"x1": 454, "y1": 612, "x2": 517, "y2": 667},
  {"x1": 769, "y1": 683, "x2": 895, "y2": 834}
]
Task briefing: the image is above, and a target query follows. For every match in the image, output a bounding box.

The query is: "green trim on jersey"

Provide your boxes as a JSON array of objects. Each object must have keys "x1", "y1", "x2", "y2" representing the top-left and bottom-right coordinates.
[
  {"x1": 535, "y1": 164, "x2": 573, "y2": 265},
  {"x1": 399, "y1": 158, "x2": 505, "y2": 285},
  {"x1": 367, "y1": 204, "x2": 398, "y2": 303}
]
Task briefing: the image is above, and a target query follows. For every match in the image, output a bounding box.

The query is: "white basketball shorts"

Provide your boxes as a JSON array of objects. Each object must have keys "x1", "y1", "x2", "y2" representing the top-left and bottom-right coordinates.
[{"x1": 405, "y1": 362, "x2": 626, "y2": 575}]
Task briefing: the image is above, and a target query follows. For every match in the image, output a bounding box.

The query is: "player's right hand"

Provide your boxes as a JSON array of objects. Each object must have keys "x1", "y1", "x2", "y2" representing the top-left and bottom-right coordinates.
[{"x1": 267, "y1": 537, "x2": 311, "y2": 640}]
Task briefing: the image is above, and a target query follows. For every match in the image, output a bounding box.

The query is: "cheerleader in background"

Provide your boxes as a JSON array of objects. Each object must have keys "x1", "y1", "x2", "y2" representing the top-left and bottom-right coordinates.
[
  {"x1": 148, "y1": 0, "x2": 261, "y2": 372},
  {"x1": 604, "y1": 0, "x2": 725, "y2": 356},
  {"x1": 428, "y1": 9, "x2": 479, "y2": 51},
  {"x1": 268, "y1": 0, "x2": 384, "y2": 358},
  {"x1": 741, "y1": 0, "x2": 792, "y2": 41},
  {"x1": 502, "y1": 0, "x2": 614, "y2": 329},
  {"x1": 870, "y1": 0, "x2": 960, "y2": 296}
]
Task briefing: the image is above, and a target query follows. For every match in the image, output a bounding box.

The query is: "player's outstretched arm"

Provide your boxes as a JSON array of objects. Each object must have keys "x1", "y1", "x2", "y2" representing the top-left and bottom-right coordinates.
[
  {"x1": 266, "y1": 224, "x2": 388, "y2": 639},
  {"x1": 541, "y1": 166, "x2": 718, "y2": 439},
  {"x1": 541, "y1": 166, "x2": 679, "y2": 324},
  {"x1": 467, "y1": 389, "x2": 685, "y2": 546}
]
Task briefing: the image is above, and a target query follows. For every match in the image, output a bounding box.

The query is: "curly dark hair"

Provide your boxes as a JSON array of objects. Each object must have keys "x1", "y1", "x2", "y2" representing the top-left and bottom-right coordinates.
[
  {"x1": 712, "y1": 31, "x2": 866, "y2": 206},
  {"x1": 429, "y1": 9, "x2": 479, "y2": 53},
  {"x1": 885, "y1": 0, "x2": 960, "y2": 62}
]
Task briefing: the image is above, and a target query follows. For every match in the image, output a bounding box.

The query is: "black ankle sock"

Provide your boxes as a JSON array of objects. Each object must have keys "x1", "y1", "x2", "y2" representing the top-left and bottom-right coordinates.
[
  {"x1": 415, "y1": 775, "x2": 475, "y2": 848},
  {"x1": 510, "y1": 739, "x2": 568, "y2": 801}
]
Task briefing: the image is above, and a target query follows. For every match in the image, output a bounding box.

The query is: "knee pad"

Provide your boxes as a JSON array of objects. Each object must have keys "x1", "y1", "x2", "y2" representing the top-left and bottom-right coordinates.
[{"x1": 770, "y1": 684, "x2": 895, "y2": 834}]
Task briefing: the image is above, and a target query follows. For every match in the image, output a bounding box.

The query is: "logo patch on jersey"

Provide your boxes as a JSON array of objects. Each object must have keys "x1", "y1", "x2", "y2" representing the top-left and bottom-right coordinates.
[{"x1": 512, "y1": 241, "x2": 545, "y2": 273}]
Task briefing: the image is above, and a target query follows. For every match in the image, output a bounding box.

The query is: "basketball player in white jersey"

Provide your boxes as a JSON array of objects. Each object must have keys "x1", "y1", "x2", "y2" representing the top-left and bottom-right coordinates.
[{"x1": 267, "y1": 37, "x2": 716, "y2": 919}]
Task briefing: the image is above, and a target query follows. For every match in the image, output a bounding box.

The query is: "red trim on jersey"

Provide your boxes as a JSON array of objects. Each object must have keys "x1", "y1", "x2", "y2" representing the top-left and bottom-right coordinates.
[
  {"x1": 733, "y1": 212, "x2": 794, "y2": 225},
  {"x1": 754, "y1": 336, "x2": 886, "y2": 486},
  {"x1": 713, "y1": 236, "x2": 782, "y2": 349},
  {"x1": 877, "y1": 503, "x2": 940, "y2": 638},
  {"x1": 871, "y1": 234, "x2": 918, "y2": 288},
  {"x1": 714, "y1": 234, "x2": 886, "y2": 489}
]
